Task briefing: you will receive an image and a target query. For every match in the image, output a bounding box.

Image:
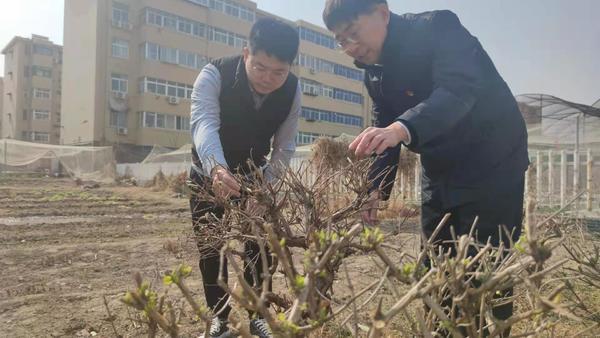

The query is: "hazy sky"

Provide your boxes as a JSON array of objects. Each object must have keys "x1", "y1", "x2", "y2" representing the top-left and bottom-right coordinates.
[{"x1": 1, "y1": 0, "x2": 598, "y2": 104}]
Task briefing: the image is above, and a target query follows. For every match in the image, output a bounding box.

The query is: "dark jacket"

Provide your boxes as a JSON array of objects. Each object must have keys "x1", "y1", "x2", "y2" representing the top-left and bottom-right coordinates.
[
  {"x1": 358, "y1": 11, "x2": 529, "y2": 208},
  {"x1": 191, "y1": 55, "x2": 298, "y2": 175}
]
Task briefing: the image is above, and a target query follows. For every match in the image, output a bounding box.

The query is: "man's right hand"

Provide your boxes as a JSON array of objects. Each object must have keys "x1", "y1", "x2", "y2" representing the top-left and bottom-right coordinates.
[{"x1": 211, "y1": 165, "x2": 241, "y2": 199}]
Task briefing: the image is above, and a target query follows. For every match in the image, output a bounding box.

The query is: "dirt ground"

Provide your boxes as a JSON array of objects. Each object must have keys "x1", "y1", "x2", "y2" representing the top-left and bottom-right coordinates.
[
  {"x1": 1, "y1": 174, "x2": 598, "y2": 337},
  {"x1": 0, "y1": 173, "x2": 424, "y2": 337}
]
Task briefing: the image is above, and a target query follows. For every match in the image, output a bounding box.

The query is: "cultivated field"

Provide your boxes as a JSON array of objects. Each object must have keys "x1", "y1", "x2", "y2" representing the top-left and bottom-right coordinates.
[{"x1": 1, "y1": 173, "x2": 598, "y2": 337}]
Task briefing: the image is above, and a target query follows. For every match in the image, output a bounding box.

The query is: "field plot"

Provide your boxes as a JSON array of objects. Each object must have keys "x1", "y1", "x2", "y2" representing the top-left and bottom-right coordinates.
[{"x1": 1, "y1": 174, "x2": 597, "y2": 337}]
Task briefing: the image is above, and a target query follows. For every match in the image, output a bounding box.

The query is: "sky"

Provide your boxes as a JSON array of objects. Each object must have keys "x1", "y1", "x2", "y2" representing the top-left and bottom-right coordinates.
[{"x1": 0, "y1": 0, "x2": 598, "y2": 105}]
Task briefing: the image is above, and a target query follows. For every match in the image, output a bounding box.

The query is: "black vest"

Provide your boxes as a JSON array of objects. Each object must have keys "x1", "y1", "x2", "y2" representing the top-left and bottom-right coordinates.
[{"x1": 192, "y1": 55, "x2": 298, "y2": 175}]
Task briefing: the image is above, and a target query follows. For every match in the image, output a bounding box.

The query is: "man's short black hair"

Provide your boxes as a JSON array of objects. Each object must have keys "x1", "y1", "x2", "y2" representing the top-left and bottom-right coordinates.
[
  {"x1": 323, "y1": 0, "x2": 388, "y2": 30},
  {"x1": 249, "y1": 18, "x2": 299, "y2": 64}
]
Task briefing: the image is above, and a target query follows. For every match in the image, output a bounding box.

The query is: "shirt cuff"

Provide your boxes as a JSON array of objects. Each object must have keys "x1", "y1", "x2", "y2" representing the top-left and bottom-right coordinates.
[
  {"x1": 394, "y1": 121, "x2": 412, "y2": 146},
  {"x1": 201, "y1": 156, "x2": 228, "y2": 177}
]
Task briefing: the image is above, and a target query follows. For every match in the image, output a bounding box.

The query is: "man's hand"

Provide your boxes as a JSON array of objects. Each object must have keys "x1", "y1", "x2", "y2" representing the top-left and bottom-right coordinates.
[
  {"x1": 361, "y1": 191, "x2": 381, "y2": 226},
  {"x1": 349, "y1": 122, "x2": 408, "y2": 158},
  {"x1": 211, "y1": 165, "x2": 241, "y2": 199}
]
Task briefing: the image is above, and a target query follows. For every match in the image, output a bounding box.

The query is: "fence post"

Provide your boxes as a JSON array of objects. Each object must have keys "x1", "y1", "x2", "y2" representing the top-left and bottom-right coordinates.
[
  {"x1": 574, "y1": 149, "x2": 580, "y2": 202},
  {"x1": 526, "y1": 159, "x2": 537, "y2": 229},
  {"x1": 548, "y1": 150, "x2": 554, "y2": 206},
  {"x1": 561, "y1": 150, "x2": 567, "y2": 208},
  {"x1": 536, "y1": 151, "x2": 542, "y2": 204},
  {"x1": 1, "y1": 139, "x2": 5, "y2": 174},
  {"x1": 587, "y1": 149, "x2": 593, "y2": 212}
]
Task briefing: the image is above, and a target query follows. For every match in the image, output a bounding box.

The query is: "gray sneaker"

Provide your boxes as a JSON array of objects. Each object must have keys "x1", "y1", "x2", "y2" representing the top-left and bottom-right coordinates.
[
  {"x1": 199, "y1": 317, "x2": 234, "y2": 338},
  {"x1": 249, "y1": 318, "x2": 272, "y2": 338}
]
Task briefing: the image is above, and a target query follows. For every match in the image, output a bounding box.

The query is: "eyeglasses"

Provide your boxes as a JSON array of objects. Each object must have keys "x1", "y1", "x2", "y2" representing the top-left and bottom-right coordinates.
[
  {"x1": 335, "y1": 22, "x2": 361, "y2": 50},
  {"x1": 250, "y1": 64, "x2": 289, "y2": 81},
  {"x1": 336, "y1": 37, "x2": 359, "y2": 50}
]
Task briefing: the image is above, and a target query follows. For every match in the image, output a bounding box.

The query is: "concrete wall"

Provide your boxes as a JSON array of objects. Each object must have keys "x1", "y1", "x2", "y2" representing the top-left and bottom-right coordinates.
[
  {"x1": 61, "y1": 0, "x2": 101, "y2": 145},
  {"x1": 0, "y1": 77, "x2": 3, "y2": 138}
]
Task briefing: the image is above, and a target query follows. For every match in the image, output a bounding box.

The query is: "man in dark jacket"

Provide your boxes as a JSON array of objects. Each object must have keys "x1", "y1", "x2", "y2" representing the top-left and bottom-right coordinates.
[
  {"x1": 189, "y1": 18, "x2": 301, "y2": 338},
  {"x1": 323, "y1": 0, "x2": 528, "y2": 335}
]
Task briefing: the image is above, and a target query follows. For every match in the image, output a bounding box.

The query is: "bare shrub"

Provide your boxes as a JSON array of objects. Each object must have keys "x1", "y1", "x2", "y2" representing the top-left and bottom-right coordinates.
[{"x1": 119, "y1": 142, "x2": 597, "y2": 337}]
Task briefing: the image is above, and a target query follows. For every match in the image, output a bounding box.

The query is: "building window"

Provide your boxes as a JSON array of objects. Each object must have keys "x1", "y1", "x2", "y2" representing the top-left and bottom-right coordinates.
[
  {"x1": 22, "y1": 131, "x2": 53, "y2": 144},
  {"x1": 144, "y1": 8, "x2": 206, "y2": 38},
  {"x1": 207, "y1": 27, "x2": 248, "y2": 47},
  {"x1": 111, "y1": 73, "x2": 128, "y2": 94},
  {"x1": 23, "y1": 109, "x2": 29, "y2": 120},
  {"x1": 142, "y1": 42, "x2": 209, "y2": 70},
  {"x1": 159, "y1": 46, "x2": 178, "y2": 64},
  {"x1": 156, "y1": 113, "x2": 166, "y2": 128},
  {"x1": 298, "y1": 53, "x2": 363, "y2": 81},
  {"x1": 33, "y1": 88, "x2": 51, "y2": 99},
  {"x1": 186, "y1": 0, "x2": 254, "y2": 22},
  {"x1": 33, "y1": 132, "x2": 50, "y2": 143},
  {"x1": 176, "y1": 116, "x2": 190, "y2": 131},
  {"x1": 187, "y1": 0, "x2": 209, "y2": 6},
  {"x1": 209, "y1": 27, "x2": 228, "y2": 45},
  {"x1": 301, "y1": 107, "x2": 363, "y2": 127},
  {"x1": 178, "y1": 50, "x2": 197, "y2": 68},
  {"x1": 224, "y1": 1, "x2": 239, "y2": 17},
  {"x1": 143, "y1": 112, "x2": 156, "y2": 128},
  {"x1": 112, "y1": 38, "x2": 129, "y2": 58},
  {"x1": 143, "y1": 7, "x2": 248, "y2": 44},
  {"x1": 300, "y1": 79, "x2": 320, "y2": 96},
  {"x1": 166, "y1": 115, "x2": 176, "y2": 130},
  {"x1": 33, "y1": 110, "x2": 50, "y2": 120},
  {"x1": 322, "y1": 85, "x2": 334, "y2": 99},
  {"x1": 33, "y1": 44, "x2": 53, "y2": 56},
  {"x1": 110, "y1": 110, "x2": 128, "y2": 128},
  {"x1": 239, "y1": 6, "x2": 255, "y2": 22},
  {"x1": 112, "y1": 2, "x2": 129, "y2": 25},
  {"x1": 141, "y1": 111, "x2": 190, "y2": 131},
  {"x1": 298, "y1": 27, "x2": 335, "y2": 49},
  {"x1": 32, "y1": 66, "x2": 52, "y2": 78},
  {"x1": 140, "y1": 77, "x2": 193, "y2": 99},
  {"x1": 143, "y1": 42, "x2": 160, "y2": 60},
  {"x1": 146, "y1": 8, "x2": 165, "y2": 26},
  {"x1": 177, "y1": 18, "x2": 193, "y2": 35},
  {"x1": 334, "y1": 88, "x2": 363, "y2": 105},
  {"x1": 300, "y1": 78, "x2": 363, "y2": 105},
  {"x1": 296, "y1": 131, "x2": 327, "y2": 145}
]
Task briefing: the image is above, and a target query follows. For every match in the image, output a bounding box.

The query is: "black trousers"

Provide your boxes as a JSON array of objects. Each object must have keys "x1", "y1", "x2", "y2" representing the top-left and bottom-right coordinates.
[
  {"x1": 189, "y1": 170, "x2": 272, "y2": 320},
  {"x1": 421, "y1": 175, "x2": 524, "y2": 336}
]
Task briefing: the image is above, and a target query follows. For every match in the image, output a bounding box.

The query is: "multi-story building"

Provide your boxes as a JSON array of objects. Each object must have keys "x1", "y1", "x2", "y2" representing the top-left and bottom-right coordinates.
[
  {"x1": 290, "y1": 18, "x2": 371, "y2": 145},
  {"x1": 61, "y1": 0, "x2": 371, "y2": 157},
  {"x1": 0, "y1": 77, "x2": 3, "y2": 137},
  {"x1": 1, "y1": 35, "x2": 63, "y2": 144}
]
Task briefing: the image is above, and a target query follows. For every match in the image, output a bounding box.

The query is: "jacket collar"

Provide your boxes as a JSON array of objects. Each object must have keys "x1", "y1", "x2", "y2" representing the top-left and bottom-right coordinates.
[{"x1": 354, "y1": 12, "x2": 407, "y2": 70}]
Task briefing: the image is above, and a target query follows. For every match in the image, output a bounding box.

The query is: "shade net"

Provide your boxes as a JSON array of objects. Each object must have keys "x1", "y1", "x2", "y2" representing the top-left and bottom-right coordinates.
[
  {"x1": 516, "y1": 94, "x2": 600, "y2": 148},
  {"x1": 0, "y1": 139, "x2": 116, "y2": 183}
]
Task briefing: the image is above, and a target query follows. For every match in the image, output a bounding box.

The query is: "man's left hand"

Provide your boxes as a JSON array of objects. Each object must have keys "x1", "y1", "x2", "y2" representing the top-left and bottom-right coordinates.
[{"x1": 349, "y1": 122, "x2": 409, "y2": 158}]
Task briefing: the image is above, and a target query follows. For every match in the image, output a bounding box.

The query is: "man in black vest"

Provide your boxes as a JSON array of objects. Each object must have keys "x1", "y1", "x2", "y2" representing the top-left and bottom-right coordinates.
[
  {"x1": 323, "y1": 0, "x2": 528, "y2": 336},
  {"x1": 189, "y1": 18, "x2": 300, "y2": 338}
]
